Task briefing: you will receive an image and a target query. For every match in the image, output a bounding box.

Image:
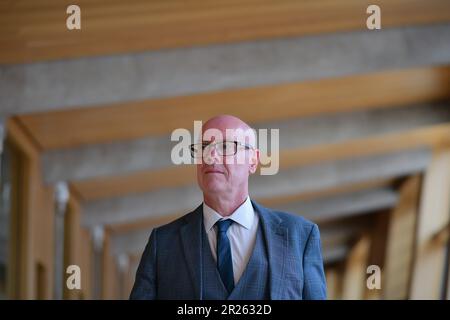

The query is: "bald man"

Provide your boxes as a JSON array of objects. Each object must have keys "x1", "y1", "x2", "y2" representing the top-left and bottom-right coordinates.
[{"x1": 130, "y1": 115, "x2": 327, "y2": 300}]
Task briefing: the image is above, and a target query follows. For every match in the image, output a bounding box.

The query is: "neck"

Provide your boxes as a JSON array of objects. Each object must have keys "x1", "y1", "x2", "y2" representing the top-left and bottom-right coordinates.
[{"x1": 203, "y1": 191, "x2": 248, "y2": 217}]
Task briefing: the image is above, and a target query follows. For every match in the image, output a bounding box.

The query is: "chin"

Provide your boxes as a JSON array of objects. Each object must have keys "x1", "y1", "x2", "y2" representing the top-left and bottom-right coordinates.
[
  {"x1": 201, "y1": 180, "x2": 225, "y2": 193},
  {"x1": 204, "y1": 183, "x2": 223, "y2": 193}
]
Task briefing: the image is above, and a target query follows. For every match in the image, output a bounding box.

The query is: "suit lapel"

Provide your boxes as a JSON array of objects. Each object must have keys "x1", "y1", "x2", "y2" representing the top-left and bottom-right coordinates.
[
  {"x1": 180, "y1": 205, "x2": 203, "y2": 299},
  {"x1": 252, "y1": 200, "x2": 288, "y2": 300}
]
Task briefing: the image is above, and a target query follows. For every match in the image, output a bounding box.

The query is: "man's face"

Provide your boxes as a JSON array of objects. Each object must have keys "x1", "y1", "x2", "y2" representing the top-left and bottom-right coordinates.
[{"x1": 196, "y1": 124, "x2": 259, "y2": 196}]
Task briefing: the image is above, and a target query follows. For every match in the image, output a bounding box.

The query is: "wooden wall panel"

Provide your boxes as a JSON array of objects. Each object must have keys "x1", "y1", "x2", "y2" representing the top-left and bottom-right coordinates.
[
  {"x1": 6, "y1": 118, "x2": 55, "y2": 299},
  {"x1": 79, "y1": 228, "x2": 92, "y2": 299},
  {"x1": 102, "y1": 231, "x2": 118, "y2": 299},
  {"x1": 341, "y1": 235, "x2": 371, "y2": 299},
  {"x1": 383, "y1": 176, "x2": 422, "y2": 299},
  {"x1": 63, "y1": 194, "x2": 83, "y2": 299},
  {"x1": 410, "y1": 148, "x2": 450, "y2": 299}
]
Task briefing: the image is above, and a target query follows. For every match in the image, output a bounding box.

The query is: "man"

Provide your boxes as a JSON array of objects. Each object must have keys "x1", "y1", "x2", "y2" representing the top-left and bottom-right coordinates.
[{"x1": 130, "y1": 115, "x2": 327, "y2": 300}]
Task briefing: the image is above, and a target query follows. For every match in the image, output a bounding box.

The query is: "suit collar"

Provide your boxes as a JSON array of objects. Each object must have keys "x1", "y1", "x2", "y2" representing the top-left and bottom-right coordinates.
[{"x1": 251, "y1": 200, "x2": 287, "y2": 300}]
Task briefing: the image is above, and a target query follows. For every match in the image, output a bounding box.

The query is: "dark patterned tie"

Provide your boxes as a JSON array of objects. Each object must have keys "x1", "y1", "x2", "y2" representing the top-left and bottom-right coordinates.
[{"x1": 215, "y1": 219, "x2": 234, "y2": 293}]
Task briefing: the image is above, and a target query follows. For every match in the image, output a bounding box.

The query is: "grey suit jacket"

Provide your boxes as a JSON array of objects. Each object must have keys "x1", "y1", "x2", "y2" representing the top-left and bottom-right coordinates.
[{"x1": 130, "y1": 200, "x2": 327, "y2": 300}]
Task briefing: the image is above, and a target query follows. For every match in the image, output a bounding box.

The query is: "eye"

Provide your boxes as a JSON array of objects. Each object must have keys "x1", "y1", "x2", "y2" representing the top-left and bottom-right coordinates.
[{"x1": 222, "y1": 142, "x2": 236, "y2": 155}]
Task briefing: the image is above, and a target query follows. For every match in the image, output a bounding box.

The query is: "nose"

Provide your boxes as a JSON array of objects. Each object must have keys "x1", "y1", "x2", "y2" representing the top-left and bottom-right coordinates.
[{"x1": 203, "y1": 144, "x2": 221, "y2": 165}]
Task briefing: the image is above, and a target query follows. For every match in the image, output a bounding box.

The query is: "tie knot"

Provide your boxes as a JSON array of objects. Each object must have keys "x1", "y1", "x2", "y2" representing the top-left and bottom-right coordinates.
[{"x1": 216, "y1": 219, "x2": 233, "y2": 233}]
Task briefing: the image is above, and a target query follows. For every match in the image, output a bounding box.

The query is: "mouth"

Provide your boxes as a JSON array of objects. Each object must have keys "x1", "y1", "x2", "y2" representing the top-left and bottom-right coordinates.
[{"x1": 204, "y1": 170, "x2": 224, "y2": 175}]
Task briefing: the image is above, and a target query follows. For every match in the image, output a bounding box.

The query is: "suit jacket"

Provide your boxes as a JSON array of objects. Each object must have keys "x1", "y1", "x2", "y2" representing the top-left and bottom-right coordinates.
[{"x1": 130, "y1": 200, "x2": 327, "y2": 300}]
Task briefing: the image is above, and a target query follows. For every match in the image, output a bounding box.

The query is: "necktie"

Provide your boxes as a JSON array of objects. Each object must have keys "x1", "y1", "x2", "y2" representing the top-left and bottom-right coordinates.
[{"x1": 216, "y1": 219, "x2": 234, "y2": 293}]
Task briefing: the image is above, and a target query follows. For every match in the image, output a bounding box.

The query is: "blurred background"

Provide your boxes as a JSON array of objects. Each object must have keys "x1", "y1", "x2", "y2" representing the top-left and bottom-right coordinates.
[{"x1": 1, "y1": 0, "x2": 450, "y2": 300}]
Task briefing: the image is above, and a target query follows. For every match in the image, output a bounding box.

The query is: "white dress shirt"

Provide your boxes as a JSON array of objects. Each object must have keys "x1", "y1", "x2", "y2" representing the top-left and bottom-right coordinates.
[{"x1": 202, "y1": 196, "x2": 259, "y2": 285}]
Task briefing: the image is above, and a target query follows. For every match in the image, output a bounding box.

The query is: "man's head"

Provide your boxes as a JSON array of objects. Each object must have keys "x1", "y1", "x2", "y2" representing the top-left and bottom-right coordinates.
[{"x1": 195, "y1": 115, "x2": 260, "y2": 200}]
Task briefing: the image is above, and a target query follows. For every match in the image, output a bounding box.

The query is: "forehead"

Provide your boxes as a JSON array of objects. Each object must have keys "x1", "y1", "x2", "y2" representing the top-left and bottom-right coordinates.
[{"x1": 201, "y1": 126, "x2": 255, "y2": 144}]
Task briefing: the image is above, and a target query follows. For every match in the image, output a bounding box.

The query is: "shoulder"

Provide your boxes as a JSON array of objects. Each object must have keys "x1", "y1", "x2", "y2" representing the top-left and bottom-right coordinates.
[
  {"x1": 272, "y1": 209, "x2": 315, "y2": 228},
  {"x1": 272, "y1": 209, "x2": 318, "y2": 238},
  {"x1": 253, "y1": 200, "x2": 319, "y2": 240},
  {"x1": 150, "y1": 205, "x2": 202, "y2": 238}
]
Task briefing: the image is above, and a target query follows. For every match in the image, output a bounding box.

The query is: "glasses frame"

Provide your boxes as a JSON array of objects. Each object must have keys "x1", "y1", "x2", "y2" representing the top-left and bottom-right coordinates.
[{"x1": 189, "y1": 141, "x2": 254, "y2": 158}]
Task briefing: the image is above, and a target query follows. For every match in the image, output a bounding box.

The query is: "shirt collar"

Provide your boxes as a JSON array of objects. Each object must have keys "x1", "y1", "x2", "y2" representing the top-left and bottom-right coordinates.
[{"x1": 203, "y1": 196, "x2": 254, "y2": 231}]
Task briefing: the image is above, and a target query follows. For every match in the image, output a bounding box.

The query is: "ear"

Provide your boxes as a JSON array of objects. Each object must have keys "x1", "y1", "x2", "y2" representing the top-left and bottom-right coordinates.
[{"x1": 248, "y1": 149, "x2": 260, "y2": 174}]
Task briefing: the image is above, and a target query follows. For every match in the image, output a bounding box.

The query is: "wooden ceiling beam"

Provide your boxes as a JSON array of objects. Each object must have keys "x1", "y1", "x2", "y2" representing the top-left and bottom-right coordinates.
[
  {"x1": 71, "y1": 123, "x2": 450, "y2": 201},
  {"x1": 105, "y1": 176, "x2": 397, "y2": 234},
  {"x1": 18, "y1": 65, "x2": 450, "y2": 150},
  {"x1": 2, "y1": 0, "x2": 450, "y2": 64}
]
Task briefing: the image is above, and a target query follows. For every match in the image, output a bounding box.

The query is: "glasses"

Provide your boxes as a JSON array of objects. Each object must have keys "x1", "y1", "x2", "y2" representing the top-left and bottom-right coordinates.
[{"x1": 189, "y1": 141, "x2": 253, "y2": 158}]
